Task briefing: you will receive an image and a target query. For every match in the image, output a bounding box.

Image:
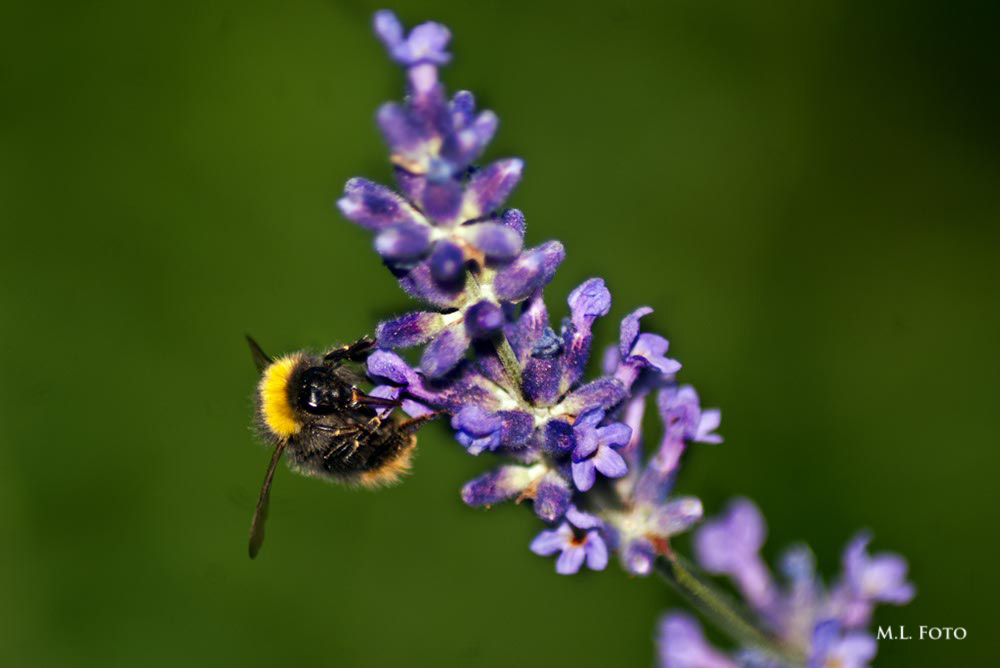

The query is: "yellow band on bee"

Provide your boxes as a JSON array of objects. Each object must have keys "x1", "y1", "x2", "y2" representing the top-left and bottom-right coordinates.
[{"x1": 259, "y1": 354, "x2": 302, "y2": 438}]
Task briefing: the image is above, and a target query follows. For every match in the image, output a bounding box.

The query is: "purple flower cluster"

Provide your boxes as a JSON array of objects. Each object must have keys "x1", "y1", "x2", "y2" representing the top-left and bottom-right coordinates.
[
  {"x1": 335, "y1": 11, "x2": 914, "y2": 664},
  {"x1": 657, "y1": 499, "x2": 915, "y2": 668},
  {"x1": 341, "y1": 10, "x2": 542, "y2": 369},
  {"x1": 343, "y1": 11, "x2": 721, "y2": 576}
]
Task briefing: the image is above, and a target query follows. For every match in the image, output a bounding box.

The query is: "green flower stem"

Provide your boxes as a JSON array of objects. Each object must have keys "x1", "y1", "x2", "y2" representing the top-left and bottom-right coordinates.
[
  {"x1": 465, "y1": 272, "x2": 526, "y2": 404},
  {"x1": 492, "y1": 333, "x2": 524, "y2": 399},
  {"x1": 655, "y1": 553, "x2": 806, "y2": 667}
]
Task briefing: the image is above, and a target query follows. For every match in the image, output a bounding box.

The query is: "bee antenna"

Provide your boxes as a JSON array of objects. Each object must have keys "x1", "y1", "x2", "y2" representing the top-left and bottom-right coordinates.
[{"x1": 245, "y1": 334, "x2": 274, "y2": 372}]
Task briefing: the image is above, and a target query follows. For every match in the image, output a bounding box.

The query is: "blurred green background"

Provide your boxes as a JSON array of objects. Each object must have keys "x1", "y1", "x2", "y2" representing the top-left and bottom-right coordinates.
[{"x1": 2, "y1": 0, "x2": 997, "y2": 666}]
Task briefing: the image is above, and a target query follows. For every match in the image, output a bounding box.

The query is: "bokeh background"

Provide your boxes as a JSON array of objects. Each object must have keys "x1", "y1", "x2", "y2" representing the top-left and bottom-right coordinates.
[{"x1": 2, "y1": 0, "x2": 998, "y2": 665}]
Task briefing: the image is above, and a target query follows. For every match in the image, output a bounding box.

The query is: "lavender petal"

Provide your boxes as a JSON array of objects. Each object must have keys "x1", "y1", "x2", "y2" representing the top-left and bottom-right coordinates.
[
  {"x1": 366, "y1": 349, "x2": 418, "y2": 385},
  {"x1": 459, "y1": 221, "x2": 523, "y2": 261},
  {"x1": 493, "y1": 241, "x2": 565, "y2": 303},
  {"x1": 596, "y1": 422, "x2": 632, "y2": 448},
  {"x1": 420, "y1": 326, "x2": 471, "y2": 378},
  {"x1": 584, "y1": 532, "x2": 609, "y2": 570},
  {"x1": 499, "y1": 208, "x2": 526, "y2": 235},
  {"x1": 428, "y1": 239, "x2": 467, "y2": 286},
  {"x1": 463, "y1": 158, "x2": 523, "y2": 218},
  {"x1": 593, "y1": 446, "x2": 628, "y2": 479},
  {"x1": 461, "y1": 465, "x2": 535, "y2": 507},
  {"x1": 376, "y1": 311, "x2": 444, "y2": 348},
  {"x1": 522, "y1": 354, "x2": 563, "y2": 407},
  {"x1": 463, "y1": 300, "x2": 504, "y2": 339},
  {"x1": 619, "y1": 306, "x2": 653, "y2": 357},
  {"x1": 374, "y1": 222, "x2": 432, "y2": 261},
  {"x1": 400, "y1": 22, "x2": 452, "y2": 66},
  {"x1": 376, "y1": 102, "x2": 423, "y2": 157},
  {"x1": 396, "y1": 261, "x2": 466, "y2": 308},
  {"x1": 533, "y1": 471, "x2": 572, "y2": 522},
  {"x1": 657, "y1": 614, "x2": 738, "y2": 668},
  {"x1": 623, "y1": 538, "x2": 656, "y2": 576},
  {"x1": 420, "y1": 178, "x2": 464, "y2": 223},
  {"x1": 372, "y1": 10, "x2": 403, "y2": 48},
  {"x1": 650, "y1": 497, "x2": 704, "y2": 536},
  {"x1": 560, "y1": 376, "x2": 628, "y2": 414},
  {"x1": 695, "y1": 408, "x2": 723, "y2": 444},
  {"x1": 571, "y1": 459, "x2": 597, "y2": 492},
  {"x1": 630, "y1": 332, "x2": 682, "y2": 375},
  {"x1": 495, "y1": 409, "x2": 534, "y2": 448},
  {"x1": 451, "y1": 405, "x2": 503, "y2": 438},
  {"x1": 542, "y1": 419, "x2": 575, "y2": 455},
  {"x1": 566, "y1": 505, "x2": 603, "y2": 530},
  {"x1": 568, "y1": 278, "x2": 611, "y2": 330},
  {"x1": 555, "y1": 544, "x2": 587, "y2": 575},
  {"x1": 530, "y1": 523, "x2": 571, "y2": 556},
  {"x1": 506, "y1": 291, "x2": 548, "y2": 362},
  {"x1": 337, "y1": 177, "x2": 421, "y2": 230}
]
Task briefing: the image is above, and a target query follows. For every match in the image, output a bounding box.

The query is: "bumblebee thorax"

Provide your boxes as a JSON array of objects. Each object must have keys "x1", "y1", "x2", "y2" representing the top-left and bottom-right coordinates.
[{"x1": 295, "y1": 366, "x2": 351, "y2": 415}]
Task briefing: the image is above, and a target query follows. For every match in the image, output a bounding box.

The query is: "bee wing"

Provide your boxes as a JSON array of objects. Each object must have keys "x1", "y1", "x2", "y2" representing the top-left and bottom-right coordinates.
[
  {"x1": 245, "y1": 335, "x2": 274, "y2": 372},
  {"x1": 333, "y1": 365, "x2": 371, "y2": 387},
  {"x1": 248, "y1": 439, "x2": 287, "y2": 559}
]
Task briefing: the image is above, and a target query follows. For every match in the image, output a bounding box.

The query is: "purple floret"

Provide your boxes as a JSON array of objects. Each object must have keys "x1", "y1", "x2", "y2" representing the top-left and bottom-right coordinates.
[
  {"x1": 568, "y1": 408, "x2": 631, "y2": 491},
  {"x1": 530, "y1": 506, "x2": 609, "y2": 575},
  {"x1": 610, "y1": 307, "x2": 682, "y2": 390},
  {"x1": 831, "y1": 531, "x2": 915, "y2": 627},
  {"x1": 656, "y1": 614, "x2": 738, "y2": 668},
  {"x1": 373, "y1": 11, "x2": 452, "y2": 67},
  {"x1": 492, "y1": 241, "x2": 565, "y2": 302},
  {"x1": 694, "y1": 498, "x2": 776, "y2": 613},
  {"x1": 808, "y1": 621, "x2": 876, "y2": 668}
]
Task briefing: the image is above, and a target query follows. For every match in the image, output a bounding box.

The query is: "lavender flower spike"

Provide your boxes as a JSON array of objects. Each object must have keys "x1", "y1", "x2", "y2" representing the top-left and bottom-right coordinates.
[
  {"x1": 333, "y1": 12, "x2": 913, "y2": 667},
  {"x1": 350, "y1": 15, "x2": 711, "y2": 580}
]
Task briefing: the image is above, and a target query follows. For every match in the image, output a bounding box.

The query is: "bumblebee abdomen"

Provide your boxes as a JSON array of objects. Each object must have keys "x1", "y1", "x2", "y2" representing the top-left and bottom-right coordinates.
[
  {"x1": 323, "y1": 427, "x2": 416, "y2": 488},
  {"x1": 287, "y1": 415, "x2": 417, "y2": 488}
]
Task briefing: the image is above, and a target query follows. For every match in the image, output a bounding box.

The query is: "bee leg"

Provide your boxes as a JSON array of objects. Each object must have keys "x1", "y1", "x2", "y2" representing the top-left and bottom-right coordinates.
[
  {"x1": 323, "y1": 441, "x2": 346, "y2": 461},
  {"x1": 359, "y1": 414, "x2": 383, "y2": 435},
  {"x1": 333, "y1": 438, "x2": 361, "y2": 464},
  {"x1": 322, "y1": 431, "x2": 362, "y2": 462},
  {"x1": 311, "y1": 424, "x2": 363, "y2": 462},
  {"x1": 336, "y1": 411, "x2": 384, "y2": 434},
  {"x1": 313, "y1": 424, "x2": 363, "y2": 436},
  {"x1": 399, "y1": 411, "x2": 447, "y2": 434},
  {"x1": 323, "y1": 336, "x2": 376, "y2": 364},
  {"x1": 347, "y1": 336, "x2": 377, "y2": 359}
]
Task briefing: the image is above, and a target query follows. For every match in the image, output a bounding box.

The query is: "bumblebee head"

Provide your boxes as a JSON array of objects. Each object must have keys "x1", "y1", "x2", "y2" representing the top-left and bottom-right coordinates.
[{"x1": 247, "y1": 337, "x2": 355, "y2": 441}]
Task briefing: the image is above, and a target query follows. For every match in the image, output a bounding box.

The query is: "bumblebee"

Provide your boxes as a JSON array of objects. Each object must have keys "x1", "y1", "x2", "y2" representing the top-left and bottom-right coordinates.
[{"x1": 245, "y1": 335, "x2": 436, "y2": 558}]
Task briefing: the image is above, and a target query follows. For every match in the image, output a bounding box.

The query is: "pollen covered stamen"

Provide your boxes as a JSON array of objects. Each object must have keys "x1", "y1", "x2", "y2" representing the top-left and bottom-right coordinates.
[{"x1": 259, "y1": 354, "x2": 303, "y2": 438}]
